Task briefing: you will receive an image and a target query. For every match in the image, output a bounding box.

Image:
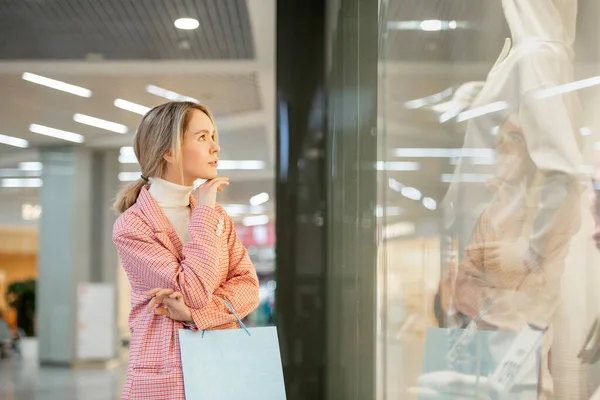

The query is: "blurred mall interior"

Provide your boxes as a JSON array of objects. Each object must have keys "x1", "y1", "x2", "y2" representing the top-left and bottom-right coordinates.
[{"x1": 3, "y1": 0, "x2": 600, "y2": 399}]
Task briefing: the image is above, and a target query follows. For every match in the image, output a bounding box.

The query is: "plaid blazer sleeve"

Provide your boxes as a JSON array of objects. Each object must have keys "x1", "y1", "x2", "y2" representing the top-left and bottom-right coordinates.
[
  {"x1": 114, "y1": 205, "x2": 227, "y2": 309},
  {"x1": 188, "y1": 207, "x2": 259, "y2": 330}
]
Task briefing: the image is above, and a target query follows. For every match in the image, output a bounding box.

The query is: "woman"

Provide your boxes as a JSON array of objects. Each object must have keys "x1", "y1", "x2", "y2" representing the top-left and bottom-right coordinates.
[
  {"x1": 113, "y1": 101, "x2": 260, "y2": 399},
  {"x1": 453, "y1": 116, "x2": 580, "y2": 399}
]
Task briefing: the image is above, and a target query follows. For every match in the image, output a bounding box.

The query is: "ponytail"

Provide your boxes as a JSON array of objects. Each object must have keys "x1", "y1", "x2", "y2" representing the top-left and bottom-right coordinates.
[{"x1": 113, "y1": 178, "x2": 147, "y2": 214}]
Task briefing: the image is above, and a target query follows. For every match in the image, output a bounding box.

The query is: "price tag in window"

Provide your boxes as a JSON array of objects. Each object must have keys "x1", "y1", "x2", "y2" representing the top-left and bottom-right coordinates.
[{"x1": 489, "y1": 326, "x2": 543, "y2": 394}]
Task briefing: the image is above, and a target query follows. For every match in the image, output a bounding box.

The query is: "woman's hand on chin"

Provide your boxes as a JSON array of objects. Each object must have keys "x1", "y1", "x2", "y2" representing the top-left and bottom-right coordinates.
[{"x1": 146, "y1": 288, "x2": 193, "y2": 323}]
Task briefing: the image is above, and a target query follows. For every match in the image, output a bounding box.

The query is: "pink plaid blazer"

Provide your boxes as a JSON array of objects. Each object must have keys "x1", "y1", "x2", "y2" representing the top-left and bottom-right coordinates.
[{"x1": 113, "y1": 186, "x2": 259, "y2": 400}]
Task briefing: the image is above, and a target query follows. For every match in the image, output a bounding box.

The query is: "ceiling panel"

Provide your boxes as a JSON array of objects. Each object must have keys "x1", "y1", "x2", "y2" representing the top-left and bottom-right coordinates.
[{"x1": 0, "y1": 0, "x2": 255, "y2": 60}]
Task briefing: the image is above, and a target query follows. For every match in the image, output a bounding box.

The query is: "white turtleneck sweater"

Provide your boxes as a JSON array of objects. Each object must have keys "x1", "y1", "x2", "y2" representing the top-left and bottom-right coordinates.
[{"x1": 148, "y1": 177, "x2": 194, "y2": 244}]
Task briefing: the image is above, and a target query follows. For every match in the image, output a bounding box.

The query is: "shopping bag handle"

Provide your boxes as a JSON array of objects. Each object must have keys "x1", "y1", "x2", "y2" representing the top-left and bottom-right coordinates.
[{"x1": 201, "y1": 298, "x2": 251, "y2": 337}]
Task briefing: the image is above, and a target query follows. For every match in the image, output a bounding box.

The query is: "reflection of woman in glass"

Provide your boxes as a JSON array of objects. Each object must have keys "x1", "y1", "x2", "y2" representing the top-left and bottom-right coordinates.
[{"x1": 453, "y1": 115, "x2": 580, "y2": 399}]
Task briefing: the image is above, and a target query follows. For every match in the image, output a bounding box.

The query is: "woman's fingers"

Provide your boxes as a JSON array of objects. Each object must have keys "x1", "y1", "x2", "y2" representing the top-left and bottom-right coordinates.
[
  {"x1": 146, "y1": 288, "x2": 162, "y2": 297},
  {"x1": 169, "y1": 292, "x2": 184, "y2": 301},
  {"x1": 146, "y1": 288, "x2": 175, "y2": 313},
  {"x1": 156, "y1": 288, "x2": 174, "y2": 297},
  {"x1": 154, "y1": 307, "x2": 169, "y2": 316}
]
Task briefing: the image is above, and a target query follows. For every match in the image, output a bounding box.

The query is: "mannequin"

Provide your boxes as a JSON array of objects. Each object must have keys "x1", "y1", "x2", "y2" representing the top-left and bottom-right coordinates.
[{"x1": 445, "y1": 0, "x2": 584, "y2": 398}]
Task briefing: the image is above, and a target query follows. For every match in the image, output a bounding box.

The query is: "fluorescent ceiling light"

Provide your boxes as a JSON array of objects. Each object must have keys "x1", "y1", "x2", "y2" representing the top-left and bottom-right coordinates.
[
  {"x1": 73, "y1": 113, "x2": 128, "y2": 134},
  {"x1": 387, "y1": 20, "x2": 466, "y2": 31},
  {"x1": 243, "y1": 214, "x2": 269, "y2": 227},
  {"x1": 118, "y1": 172, "x2": 141, "y2": 182},
  {"x1": 174, "y1": 18, "x2": 200, "y2": 30},
  {"x1": 422, "y1": 197, "x2": 437, "y2": 211},
  {"x1": 400, "y1": 186, "x2": 421, "y2": 201},
  {"x1": 442, "y1": 173, "x2": 495, "y2": 183},
  {"x1": 404, "y1": 87, "x2": 453, "y2": 109},
  {"x1": 420, "y1": 20, "x2": 443, "y2": 31},
  {"x1": 118, "y1": 154, "x2": 139, "y2": 164},
  {"x1": 19, "y1": 162, "x2": 42, "y2": 171},
  {"x1": 394, "y1": 148, "x2": 494, "y2": 158},
  {"x1": 22, "y1": 72, "x2": 92, "y2": 98},
  {"x1": 250, "y1": 192, "x2": 269, "y2": 206},
  {"x1": 537, "y1": 76, "x2": 600, "y2": 99},
  {"x1": 222, "y1": 204, "x2": 266, "y2": 216},
  {"x1": 388, "y1": 178, "x2": 404, "y2": 192},
  {"x1": 120, "y1": 146, "x2": 135, "y2": 155},
  {"x1": 439, "y1": 109, "x2": 461, "y2": 123},
  {"x1": 376, "y1": 161, "x2": 421, "y2": 171},
  {"x1": 114, "y1": 99, "x2": 151, "y2": 115},
  {"x1": 375, "y1": 206, "x2": 403, "y2": 218},
  {"x1": 1, "y1": 178, "x2": 42, "y2": 188},
  {"x1": 218, "y1": 160, "x2": 266, "y2": 170},
  {"x1": 580, "y1": 127, "x2": 592, "y2": 136},
  {"x1": 450, "y1": 156, "x2": 495, "y2": 166},
  {"x1": 456, "y1": 101, "x2": 508, "y2": 123},
  {"x1": 0, "y1": 133, "x2": 28, "y2": 148},
  {"x1": 146, "y1": 84, "x2": 198, "y2": 103},
  {"x1": 29, "y1": 124, "x2": 84, "y2": 143}
]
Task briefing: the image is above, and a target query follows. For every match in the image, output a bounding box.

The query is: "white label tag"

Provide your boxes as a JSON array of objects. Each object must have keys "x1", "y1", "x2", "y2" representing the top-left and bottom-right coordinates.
[{"x1": 489, "y1": 327, "x2": 543, "y2": 394}]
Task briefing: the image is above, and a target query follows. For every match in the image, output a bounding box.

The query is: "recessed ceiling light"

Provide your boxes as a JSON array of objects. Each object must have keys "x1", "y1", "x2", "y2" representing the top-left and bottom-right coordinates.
[
  {"x1": 0, "y1": 133, "x2": 28, "y2": 148},
  {"x1": 29, "y1": 124, "x2": 84, "y2": 143},
  {"x1": 22, "y1": 72, "x2": 92, "y2": 97},
  {"x1": 73, "y1": 113, "x2": 129, "y2": 134},
  {"x1": 146, "y1": 85, "x2": 198, "y2": 103},
  {"x1": 114, "y1": 99, "x2": 151, "y2": 116},
  {"x1": 174, "y1": 18, "x2": 200, "y2": 30}
]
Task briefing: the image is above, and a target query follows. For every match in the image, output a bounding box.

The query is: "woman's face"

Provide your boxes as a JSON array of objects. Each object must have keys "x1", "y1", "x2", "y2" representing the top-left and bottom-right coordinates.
[
  {"x1": 165, "y1": 109, "x2": 220, "y2": 185},
  {"x1": 495, "y1": 118, "x2": 533, "y2": 182}
]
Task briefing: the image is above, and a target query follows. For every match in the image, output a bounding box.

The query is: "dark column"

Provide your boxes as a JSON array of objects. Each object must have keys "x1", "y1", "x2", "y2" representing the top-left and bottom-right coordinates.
[
  {"x1": 276, "y1": 1, "x2": 328, "y2": 399},
  {"x1": 276, "y1": 0, "x2": 378, "y2": 399}
]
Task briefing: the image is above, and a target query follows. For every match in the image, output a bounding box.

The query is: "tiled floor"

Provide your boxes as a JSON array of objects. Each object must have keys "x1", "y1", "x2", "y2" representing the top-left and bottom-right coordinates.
[{"x1": 1, "y1": 339, "x2": 126, "y2": 400}]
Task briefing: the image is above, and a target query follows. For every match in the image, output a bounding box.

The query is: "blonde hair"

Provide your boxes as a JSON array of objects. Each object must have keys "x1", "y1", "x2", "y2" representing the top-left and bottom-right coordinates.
[{"x1": 113, "y1": 101, "x2": 217, "y2": 214}]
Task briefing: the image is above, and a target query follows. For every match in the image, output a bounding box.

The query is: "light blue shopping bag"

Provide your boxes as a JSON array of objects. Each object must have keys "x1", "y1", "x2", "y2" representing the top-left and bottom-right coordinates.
[{"x1": 179, "y1": 299, "x2": 286, "y2": 400}]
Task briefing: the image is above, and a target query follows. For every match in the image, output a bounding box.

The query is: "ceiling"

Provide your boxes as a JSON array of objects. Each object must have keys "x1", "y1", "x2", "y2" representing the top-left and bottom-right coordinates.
[
  {"x1": 0, "y1": 0, "x2": 276, "y2": 227},
  {"x1": 2, "y1": 0, "x2": 600, "y2": 231},
  {"x1": 0, "y1": 0, "x2": 255, "y2": 60}
]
